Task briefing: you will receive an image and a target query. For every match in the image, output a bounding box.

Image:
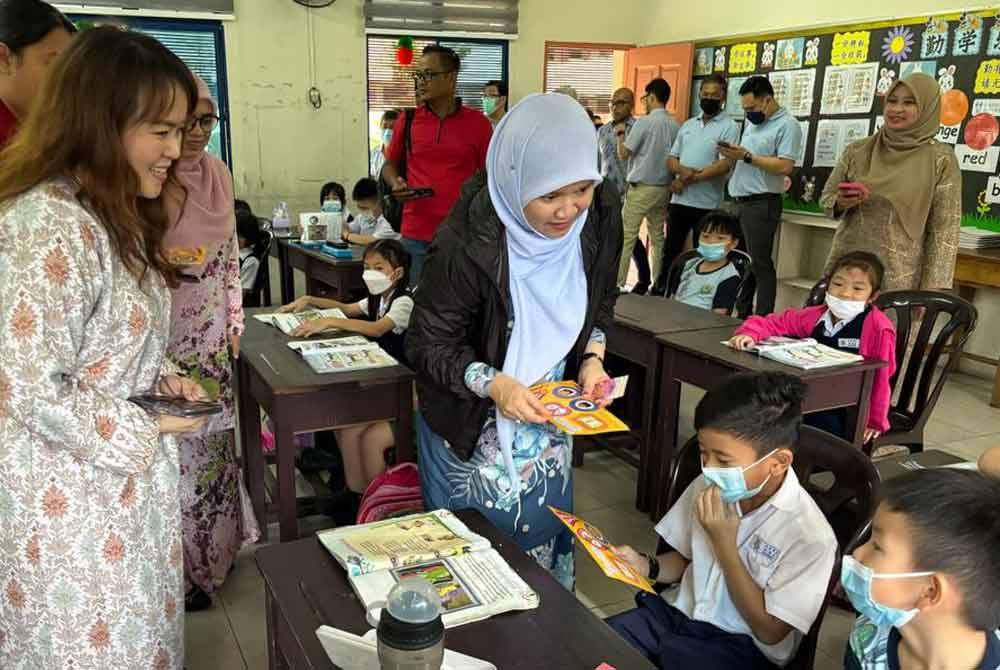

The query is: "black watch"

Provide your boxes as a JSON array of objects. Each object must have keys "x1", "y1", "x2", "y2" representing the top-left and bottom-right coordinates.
[
  {"x1": 647, "y1": 553, "x2": 660, "y2": 581},
  {"x1": 743, "y1": 151, "x2": 754, "y2": 164},
  {"x1": 580, "y1": 352, "x2": 603, "y2": 365}
]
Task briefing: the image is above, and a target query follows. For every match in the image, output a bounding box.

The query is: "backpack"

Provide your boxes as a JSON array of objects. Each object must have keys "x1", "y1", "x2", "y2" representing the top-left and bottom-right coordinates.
[
  {"x1": 355, "y1": 462, "x2": 424, "y2": 525},
  {"x1": 378, "y1": 108, "x2": 416, "y2": 233}
]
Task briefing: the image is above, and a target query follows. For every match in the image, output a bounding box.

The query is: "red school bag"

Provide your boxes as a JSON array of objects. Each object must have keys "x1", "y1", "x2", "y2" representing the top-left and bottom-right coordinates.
[{"x1": 355, "y1": 462, "x2": 424, "y2": 525}]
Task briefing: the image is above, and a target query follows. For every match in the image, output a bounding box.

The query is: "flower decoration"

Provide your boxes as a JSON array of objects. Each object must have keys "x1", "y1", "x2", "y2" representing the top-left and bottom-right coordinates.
[
  {"x1": 395, "y1": 36, "x2": 414, "y2": 66},
  {"x1": 932, "y1": 18, "x2": 949, "y2": 34},
  {"x1": 964, "y1": 13, "x2": 984, "y2": 31},
  {"x1": 882, "y1": 26, "x2": 915, "y2": 64}
]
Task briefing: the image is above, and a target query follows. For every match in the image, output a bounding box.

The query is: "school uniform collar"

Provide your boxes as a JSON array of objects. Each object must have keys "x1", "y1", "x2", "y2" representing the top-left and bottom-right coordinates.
[
  {"x1": 887, "y1": 628, "x2": 1000, "y2": 669},
  {"x1": 754, "y1": 467, "x2": 801, "y2": 514}
]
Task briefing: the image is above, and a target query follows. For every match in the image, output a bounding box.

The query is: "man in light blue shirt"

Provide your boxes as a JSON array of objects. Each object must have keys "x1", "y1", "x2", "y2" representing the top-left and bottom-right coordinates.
[
  {"x1": 719, "y1": 75, "x2": 802, "y2": 314},
  {"x1": 654, "y1": 74, "x2": 740, "y2": 294},
  {"x1": 616, "y1": 78, "x2": 680, "y2": 288}
]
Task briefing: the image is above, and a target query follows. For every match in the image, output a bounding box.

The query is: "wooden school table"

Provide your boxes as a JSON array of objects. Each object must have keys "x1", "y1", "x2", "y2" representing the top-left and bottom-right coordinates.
[
  {"x1": 236, "y1": 309, "x2": 415, "y2": 542},
  {"x1": 255, "y1": 509, "x2": 656, "y2": 670},
  {"x1": 954, "y1": 247, "x2": 1000, "y2": 407},
  {"x1": 605, "y1": 294, "x2": 741, "y2": 512},
  {"x1": 652, "y1": 326, "x2": 887, "y2": 519},
  {"x1": 271, "y1": 238, "x2": 366, "y2": 305},
  {"x1": 873, "y1": 448, "x2": 967, "y2": 481}
]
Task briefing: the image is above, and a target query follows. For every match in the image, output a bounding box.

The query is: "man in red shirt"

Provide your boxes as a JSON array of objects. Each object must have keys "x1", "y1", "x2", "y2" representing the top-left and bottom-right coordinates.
[{"x1": 382, "y1": 45, "x2": 493, "y2": 286}]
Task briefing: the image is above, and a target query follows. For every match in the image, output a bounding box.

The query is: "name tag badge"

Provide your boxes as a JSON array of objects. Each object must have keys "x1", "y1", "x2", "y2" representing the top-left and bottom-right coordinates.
[
  {"x1": 749, "y1": 535, "x2": 782, "y2": 567},
  {"x1": 838, "y1": 338, "x2": 860, "y2": 349}
]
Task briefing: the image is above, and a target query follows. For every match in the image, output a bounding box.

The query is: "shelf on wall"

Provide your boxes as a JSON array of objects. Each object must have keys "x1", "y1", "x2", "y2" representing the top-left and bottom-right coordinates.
[
  {"x1": 781, "y1": 276, "x2": 821, "y2": 291},
  {"x1": 782, "y1": 212, "x2": 839, "y2": 230}
]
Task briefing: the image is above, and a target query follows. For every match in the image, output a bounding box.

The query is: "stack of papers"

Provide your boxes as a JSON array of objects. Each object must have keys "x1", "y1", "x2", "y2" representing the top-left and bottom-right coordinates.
[{"x1": 959, "y1": 226, "x2": 1000, "y2": 250}]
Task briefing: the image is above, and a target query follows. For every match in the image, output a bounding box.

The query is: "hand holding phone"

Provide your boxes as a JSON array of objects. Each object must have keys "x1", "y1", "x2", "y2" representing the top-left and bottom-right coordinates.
[
  {"x1": 717, "y1": 140, "x2": 734, "y2": 149},
  {"x1": 838, "y1": 181, "x2": 870, "y2": 198}
]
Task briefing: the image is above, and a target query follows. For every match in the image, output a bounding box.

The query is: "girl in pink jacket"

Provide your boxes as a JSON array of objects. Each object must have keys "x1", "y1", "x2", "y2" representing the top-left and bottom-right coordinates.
[{"x1": 730, "y1": 251, "x2": 896, "y2": 443}]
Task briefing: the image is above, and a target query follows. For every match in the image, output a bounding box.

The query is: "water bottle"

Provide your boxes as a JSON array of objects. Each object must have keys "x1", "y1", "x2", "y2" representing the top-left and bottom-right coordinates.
[
  {"x1": 377, "y1": 578, "x2": 444, "y2": 670},
  {"x1": 321, "y1": 199, "x2": 343, "y2": 242},
  {"x1": 272, "y1": 201, "x2": 290, "y2": 237}
]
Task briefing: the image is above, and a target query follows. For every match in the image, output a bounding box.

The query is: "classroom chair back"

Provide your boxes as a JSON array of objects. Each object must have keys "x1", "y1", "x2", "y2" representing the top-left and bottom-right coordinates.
[
  {"x1": 871, "y1": 290, "x2": 978, "y2": 455},
  {"x1": 243, "y1": 225, "x2": 275, "y2": 309}
]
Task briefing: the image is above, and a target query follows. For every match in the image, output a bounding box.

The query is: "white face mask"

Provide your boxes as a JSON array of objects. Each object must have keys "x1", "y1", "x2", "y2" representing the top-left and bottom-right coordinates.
[
  {"x1": 363, "y1": 269, "x2": 393, "y2": 295},
  {"x1": 825, "y1": 292, "x2": 867, "y2": 321}
]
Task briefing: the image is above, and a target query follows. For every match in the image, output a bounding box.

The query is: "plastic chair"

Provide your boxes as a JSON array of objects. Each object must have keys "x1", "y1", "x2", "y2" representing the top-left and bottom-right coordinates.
[
  {"x1": 661, "y1": 249, "x2": 755, "y2": 317},
  {"x1": 242, "y1": 228, "x2": 275, "y2": 308},
  {"x1": 804, "y1": 277, "x2": 829, "y2": 307},
  {"x1": 870, "y1": 290, "x2": 978, "y2": 455},
  {"x1": 659, "y1": 426, "x2": 880, "y2": 670}
]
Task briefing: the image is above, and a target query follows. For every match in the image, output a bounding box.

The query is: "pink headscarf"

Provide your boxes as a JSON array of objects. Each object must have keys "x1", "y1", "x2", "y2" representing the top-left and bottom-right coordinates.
[{"x1": 162, "y1": 75, "x2": 235, "y2": 256}]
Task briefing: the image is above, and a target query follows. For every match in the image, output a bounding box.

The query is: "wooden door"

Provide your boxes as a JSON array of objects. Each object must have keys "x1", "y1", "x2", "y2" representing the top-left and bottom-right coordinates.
[{"x1": 622, "y1": 42, "x2": 695, "y2": 121}]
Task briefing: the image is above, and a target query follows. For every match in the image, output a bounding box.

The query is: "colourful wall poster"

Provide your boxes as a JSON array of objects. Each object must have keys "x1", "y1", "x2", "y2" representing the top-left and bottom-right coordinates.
[
  {"x1": 729, "y1": 42, "x2": 758, "y2": 74},
  {"x1": 804, "y1": 37, "x2": 821, "y2": 66},
  {"x1": 768, "y1": 68, "x2": 817, "y2": 117},
  {"x1": 881, "y1": 26, "x2": 915, "y2": 64},
  {"x1": 989, "y1": 12, "x2": 1000, "y2": 56},
  {"x1": 821, "y1": 62, "x2": 879, "y2": 115},
  {"x1": 761, "y1": 42, "x2": 776, "y2": 69},
  {"x1": 831, "y1": 31, "x2": 870, "y2": 65},
  {"x1": 921, "y1": 17, "x2": 949, "y2": 59},
  {"x1": 953, "y1": 12, "x2": 983, "y2": 57},
  {"x1": 776, "y1": 38, "x2": 804, "y2": 70},
  {"x1": 899, "y1": 60, "x2": 937, "y2": 78},
  {"x1": 975, "y1": 60, "x2": 1000, "y2": 95},
  {"x1": 694, "y1": 47, "x2": 714, "y2": 76},
  {"x1": 714, "y1": 46, "x2": 727, "y2": 72},
  {"x1": 726, "y1": 76, "x2": 750, "y2": 118}
]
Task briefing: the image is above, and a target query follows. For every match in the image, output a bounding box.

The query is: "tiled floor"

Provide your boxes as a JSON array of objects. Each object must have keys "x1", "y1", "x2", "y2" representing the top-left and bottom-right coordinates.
[{"x1": 186, "y1": 372, "x2": 1000, "y2": 669}]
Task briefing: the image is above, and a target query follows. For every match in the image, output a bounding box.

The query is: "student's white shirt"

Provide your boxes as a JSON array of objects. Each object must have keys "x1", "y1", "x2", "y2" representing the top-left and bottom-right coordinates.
[
  {"x1": 355, "y1": 293, "x2": 413, "y2": 334},
  {"x1": 239, "y1": 247, "x2": 260, "y2": 291},
  {"x1": 818, "y1": 309, "x2": 851, "y2": 337},
  {"x1": 347, "y1": 213, "x2": 400, "y2": 240},
  {"x1": 656, "y1": 470, "x2": 837, "y2": 666}
]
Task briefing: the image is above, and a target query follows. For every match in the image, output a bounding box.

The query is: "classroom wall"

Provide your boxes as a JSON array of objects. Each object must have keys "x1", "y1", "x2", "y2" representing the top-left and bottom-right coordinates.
[{"x1": 644, "y1": 0, "x2": 1000, "y2": 378}]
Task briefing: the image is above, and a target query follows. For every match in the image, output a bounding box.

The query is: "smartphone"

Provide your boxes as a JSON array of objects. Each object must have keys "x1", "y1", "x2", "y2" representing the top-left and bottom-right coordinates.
[
  {"x1": 838, "y1": 181, "x2": 869, "y2": 197},
  {"x1": 130, "y1": 394, "x2": 223, "y2": 417},
  {"x1": 717, "y1": 140, "x2": 734, "y2": 149},
  {"x1": 401, "y1": 187, "x2": 434, "y2": 199}
]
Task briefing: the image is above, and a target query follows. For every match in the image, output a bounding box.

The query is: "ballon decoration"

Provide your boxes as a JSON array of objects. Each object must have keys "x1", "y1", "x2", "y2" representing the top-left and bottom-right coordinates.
[
  {"x1": 396, "y1": 36, "x2": 414, "y2": 66},
  {"x1": 965, "y1": 113, "x2": 1000, "y2": 151},
  {"x1": 940, "y1": 89, "x2": 969, "y2": 126}
]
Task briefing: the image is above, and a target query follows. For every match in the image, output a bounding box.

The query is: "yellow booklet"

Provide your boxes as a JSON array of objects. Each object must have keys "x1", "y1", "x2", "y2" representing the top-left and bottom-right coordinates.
[
  {"x1": 549, "y1": 506, "x2": 655, "y2": 593},
  {"x1": 529, "y1": 381, "x2": 629, "y2": 436}
]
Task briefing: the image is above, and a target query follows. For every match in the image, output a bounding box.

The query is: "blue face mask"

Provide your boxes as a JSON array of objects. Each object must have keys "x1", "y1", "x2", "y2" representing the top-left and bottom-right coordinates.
[
  {"x1": 698, "y1": 242, "x2": 728, "y2": 261},
  {"x1": 701, "y1": 449, "x2": 777, "y2": 504},
  {"x1": 746, "y1": 109, "x2": 767, "y2": 125},
  {"x1": 381, "y1": 128, "x2": 393, "y2": 147},
  {"x1": 841, "y1": 556, "x2": 933, "y2": 629}
]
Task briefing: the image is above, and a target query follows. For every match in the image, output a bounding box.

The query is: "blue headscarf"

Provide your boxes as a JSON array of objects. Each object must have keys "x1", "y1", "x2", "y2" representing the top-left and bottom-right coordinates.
[{"x1": 486, "y1": 93, "x2": 602, "y2": 496}]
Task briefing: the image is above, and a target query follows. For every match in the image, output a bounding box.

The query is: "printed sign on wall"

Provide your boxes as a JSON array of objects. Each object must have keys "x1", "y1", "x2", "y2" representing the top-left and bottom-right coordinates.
[
  {"x1": 729, "y1": 43, "x2": 759, "y2": 74},
  {"x1": 831, "y1": 31, "x2": 871, "y2": 65}
]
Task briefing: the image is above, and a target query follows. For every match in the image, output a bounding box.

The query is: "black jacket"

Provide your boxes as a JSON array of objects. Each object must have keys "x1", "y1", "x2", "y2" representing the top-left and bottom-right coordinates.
[{"x1": 406, "y1": 171, "x2": 623, "y2": 461}]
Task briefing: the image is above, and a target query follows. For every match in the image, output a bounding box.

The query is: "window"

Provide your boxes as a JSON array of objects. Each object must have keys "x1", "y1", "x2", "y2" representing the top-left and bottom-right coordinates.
[
  {"x1": 544, "y1": 42, "x2": 633, "y2": 122},
  {"x1": 366, "y1": 36, "x2": 507, "y2": 172},
  {"x1": 69, "y1": 16, "x2": 232, "y2": 166}
]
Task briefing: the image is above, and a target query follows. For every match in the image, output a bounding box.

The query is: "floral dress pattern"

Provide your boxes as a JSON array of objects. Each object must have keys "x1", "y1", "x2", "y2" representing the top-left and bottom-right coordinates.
[
  {"x1": 0, "y1": 179, "x2": 184, "y2": 669},
  {"x1": 167, "y1": 234, "x2": 259, "y2": 595}
]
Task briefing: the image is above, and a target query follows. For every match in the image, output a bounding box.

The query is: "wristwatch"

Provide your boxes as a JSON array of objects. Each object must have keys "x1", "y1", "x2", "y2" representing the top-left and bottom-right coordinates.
[
  {"x1": 580, "y1": 352, "x2": 603, "y2": 365},
  {"x1": 743, "y1": 151, "x2": 754, "y2": 164},
  {"x1": 647, "y1": 553, "x2": 660, "y2": 581}
]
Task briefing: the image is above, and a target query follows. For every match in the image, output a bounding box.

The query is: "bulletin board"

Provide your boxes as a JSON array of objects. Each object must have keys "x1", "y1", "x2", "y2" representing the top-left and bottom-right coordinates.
[{"x1": 689, "y1": 10, "x2": 1000, "y2": 231}]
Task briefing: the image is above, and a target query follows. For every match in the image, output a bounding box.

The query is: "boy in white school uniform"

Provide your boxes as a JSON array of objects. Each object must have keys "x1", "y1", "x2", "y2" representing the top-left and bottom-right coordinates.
[
  {"x1": 342, "y1": 177, "x2": 401, "y2": 245},
  {"x1": 608, "y1": 372, "x2": 837, "y2": 669}
]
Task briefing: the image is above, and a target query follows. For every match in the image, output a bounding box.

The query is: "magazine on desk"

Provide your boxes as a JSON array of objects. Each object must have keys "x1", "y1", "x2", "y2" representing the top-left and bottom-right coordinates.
[
  {"x1": 253, "y1": 308, "x2": 346, "y2": 335},
  {"x1": 288, "y1": 337, "x2": 398, "y2": 374},
  {"x1": 724, "y1": 336, "x2": 863, "y2": 370},
  {"x1": 318, "y1": 510, "x2": 539, "y2": 628}
]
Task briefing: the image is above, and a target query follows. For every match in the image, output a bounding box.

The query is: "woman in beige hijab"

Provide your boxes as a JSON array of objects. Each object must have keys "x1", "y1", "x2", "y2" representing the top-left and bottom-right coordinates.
[{"x1": 820, "y1": 73, "x2": 961, "y2": 291}]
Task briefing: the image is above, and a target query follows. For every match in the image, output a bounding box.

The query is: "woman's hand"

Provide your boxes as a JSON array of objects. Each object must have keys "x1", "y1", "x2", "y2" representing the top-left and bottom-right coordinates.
[
  {"x1": 276, "y1": 296, "x2": 315, "y2": 314},
  {"x1": 488, "y1": 374, "x2": 551, "y2": 424},
  {"x1": 290, "y1": 317, "x2": 341, "y2": 338},
  {"x1": 579, "y1": 357, "x2": 613, "y2": 408},
  {"x1": 158, "y1": 374, "x2": 208, "y2": 401},
  {"x1": 835, "y1": 192, "x2": 866, "y2": 211},
  {"x1": 158, "y1": 414, "x2": 207, "y2": 434},
  {"x1": 612, "y1": 545, "x2": 649, "y2": 578},
  {"x1": 728, "y1": 334, "x2": 756, "y2": 351}
]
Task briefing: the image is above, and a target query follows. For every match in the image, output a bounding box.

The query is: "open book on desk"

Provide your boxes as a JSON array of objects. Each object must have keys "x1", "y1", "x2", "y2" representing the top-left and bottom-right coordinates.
[
  {"x1": 724, "y1": 336, "x2": 863, "y2": 370},
  {"x1": 253, "y1": 308, "x2": 345, "y2": 335},
  {"x1": 318, "y1": 510, "x2": 539, "y2": 628},
  {"x1": 288, "y1": 336, "x2": 398, "y2": 374}
]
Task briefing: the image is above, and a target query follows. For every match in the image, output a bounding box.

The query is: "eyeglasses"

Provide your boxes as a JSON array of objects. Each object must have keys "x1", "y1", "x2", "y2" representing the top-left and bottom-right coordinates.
[
  {"x1": 186, "y1": 114, "x2": 221, "y2": 134},
  {"x1": 412, "y1": 69, "x2": 453, "y2": 82},
  {"x1": 611, "y1": 99, "x2": 631, "y2": 106}
]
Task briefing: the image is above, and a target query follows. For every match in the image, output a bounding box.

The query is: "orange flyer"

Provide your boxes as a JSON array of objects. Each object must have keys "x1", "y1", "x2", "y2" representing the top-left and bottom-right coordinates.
[
  {"x1": 549, "y1": 506, "x2": 655, "y2": 594},
  {"x1": 529, "y1": 381, "x2": 629, "y2": 436}
]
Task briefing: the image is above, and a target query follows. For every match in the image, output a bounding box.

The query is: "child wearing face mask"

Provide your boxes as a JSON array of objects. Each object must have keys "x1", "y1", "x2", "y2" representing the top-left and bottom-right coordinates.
[
  {"x1": 841, "y1": 469, "x2": 1000, "y2": 670},
  {"x1": 608, "y1": 372, "x2": 837, "y2": 670},
  {"x1": 729, "y1": 251, "x2": 896, "y2": 444},
  {"x1": 342, "y1": 177, "x2": 401, "y2": 245},
  {"x1": 673, "y1": 211, "x2": 742, "y2": 315},
  {"x1": 277, "y1": 240, "x2": 413, "y2": 521}
]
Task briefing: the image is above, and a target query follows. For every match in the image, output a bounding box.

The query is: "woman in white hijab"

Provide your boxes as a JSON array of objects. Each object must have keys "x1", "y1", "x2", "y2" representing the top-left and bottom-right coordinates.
[{"x1": 406, "y1": 93, "x2": 623, "y2": 588}]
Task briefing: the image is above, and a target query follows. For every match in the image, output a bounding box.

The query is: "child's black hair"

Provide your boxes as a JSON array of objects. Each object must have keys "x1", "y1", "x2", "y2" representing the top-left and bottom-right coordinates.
[
  {"x1": 236, "y1": 212, "x2": 267, "y2": 257},
  {"x1": 320, "y1": 181, "x2": 346, "y2": 208},
  {"x1": 698, "y1": 210, "x2": 742, "y2": 242},
  {"x1": 880, "y1": 469, "x2": 1000, "y2": 631},
  {"x1": 828, "y1": 251, "x2": 885, "y2": 293},
  {"x1": 694, "y1": 372, "x2": 807, "y2": 455},
  {"x1": 363, "y1": 239, "x2": 411, "y2": 289},
  {"x1": 234, "y1": 198, "x2": 252, "y2": 219},
  {"x1": 352, "y1": 177, "x2": 379, "y2": 202}
]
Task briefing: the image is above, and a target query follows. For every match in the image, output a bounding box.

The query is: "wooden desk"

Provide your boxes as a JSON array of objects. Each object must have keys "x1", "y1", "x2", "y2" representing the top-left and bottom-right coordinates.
[
  {"x1": 256, "y1": 510, "x2": 656, "y2": 670},
  {"x1": 653, "y1": 326, "x2": 886, "y2": 519},
  {"x1": 237, "y1": 309, "x2": 415, "y2": 542},
  {"x1": 284, "y1": 242, "x2": 366, "y2": 303},
  {"x1": 605, "y1": 295, "x2": 741, "y2": 513},
  {"x1": 955, "y1": 247, "x2": 1000, "y2": 407},
  {"x1": 873, "y1": 448, "x2": 966, "y2": 481}
]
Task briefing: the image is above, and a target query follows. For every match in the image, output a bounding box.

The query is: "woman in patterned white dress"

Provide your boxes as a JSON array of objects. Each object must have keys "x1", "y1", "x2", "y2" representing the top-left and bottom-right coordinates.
[{"x1": 0, "y1": 28, "x2": 203, "y2": 669}]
